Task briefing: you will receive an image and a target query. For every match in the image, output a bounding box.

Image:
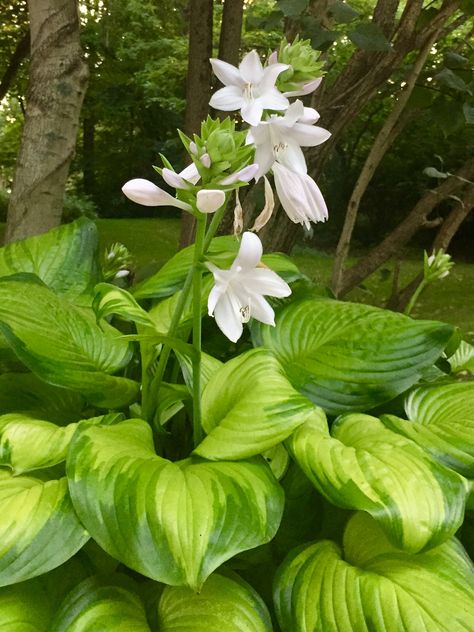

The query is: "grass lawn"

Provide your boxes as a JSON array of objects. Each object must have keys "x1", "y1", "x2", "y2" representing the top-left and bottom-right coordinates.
[{"x1": 1, "y1": 218, "x2": 473, "y2": 342}]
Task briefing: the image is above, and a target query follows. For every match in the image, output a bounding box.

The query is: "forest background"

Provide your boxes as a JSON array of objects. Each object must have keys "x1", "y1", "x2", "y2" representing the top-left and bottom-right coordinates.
[{"x1": 0, "y1": 0, "x2": 473, "y2": 311}]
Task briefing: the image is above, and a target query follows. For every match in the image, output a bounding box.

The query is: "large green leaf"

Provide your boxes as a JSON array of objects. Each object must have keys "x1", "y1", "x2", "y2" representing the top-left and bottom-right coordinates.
[
  {"x1": 0, "y1": 275, "x2": 138, "y2": 407},
  {"x1": 154, "y1": 572, "x2": 272, "y2": 631},
  {"x1": 50, "y1": 575, "x2": 150, "y2": 631},
  {"x1": 259, "y1": 299, "x2": 453, "y2": 414},
  {"x1": 0, "y1": 412, "x2": 119, "y2": 474},
  {"x1": 67, "y1": 419, "x2": 284, "y2": 590},
  {"x1": 0, "y1": 470, "x2": 88, "y2": 586},
  {"x1": 0, "y1": 372, "x2": 85, "y2": 422},
  {"x1": 383, "y1": 381, "x2": 474, "y2": 478},
  {"x1": 0, "y1": 218, "x2": 99, "y2": 299},
  {"x1": 195, "y1": 348, "x2": 319, "y2": 460},
  {"x1": 288, "y1": 411, "x2": 469, "y2": 552},
  {"x1": 274, "y1": 512, "x2": 474, "y2": 632}
]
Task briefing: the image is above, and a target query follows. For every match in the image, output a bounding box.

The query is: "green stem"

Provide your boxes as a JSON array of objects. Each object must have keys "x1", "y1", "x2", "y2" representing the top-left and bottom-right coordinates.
[
  {"x1": 192, "y1": 215, "x2": 207, "y2": 447},
  {"x1": 405, "y1": 280, "x2": 427, "y2": 316}
]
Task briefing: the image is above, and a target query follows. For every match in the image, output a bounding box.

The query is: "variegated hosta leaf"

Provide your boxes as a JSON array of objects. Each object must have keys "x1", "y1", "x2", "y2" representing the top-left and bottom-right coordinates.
[
  {"x1": 287, "y1": 412, "x2": 469, "y2": 552},
  {"x1": 0, "y1": 577, "x2": 54, "y2": 630},
  {"x1": 0, "y1": 413, "x2": 118, "y2": 474},
  {"x1": 383, "y1": 381, "x2": 474, "y2": 478},
  {"x1": 155, "y1": 572, "x2": 272, "y2": 631},
  {"x1": 274, "y1": 512, "x2": 474, "y2": 632},
  {"x1": 50, "y1": 575, "x2": 150, "y2": 631},
  {"x1": 0, "y1": 218, "x2": 99, "y2": 300},
  {"x1": 0, "y1": 372, "x2": 85, "y2": 422},
  {"x1": 94, "y1": 282, "x2": 153, "y2": 325},
  {"x1": 259, "y1": 299, "x2": 453, "y2": 415},
  {"x1": 0, "y1": 470, "x2": 88, "y2": 586},
  {"x1": 0, "y1": 275, "x2": 138, "y2": 407},
  {"x1": 177, "y1": 350, "x2": 223, "y2": 394},
  {"x1": 195, "y1": 348, "x2": 319, "y2": 461},
  {"x1": 67, "y1": 419, "x2": 284, "y2": 590},
  {"x1": 449, "y1": 340, "x2": 474, "y2": 375}
]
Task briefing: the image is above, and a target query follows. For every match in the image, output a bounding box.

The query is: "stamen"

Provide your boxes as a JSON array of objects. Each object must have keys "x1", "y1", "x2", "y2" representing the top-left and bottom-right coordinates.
[{"x1": 240, "y1": 305, "x2": 251, "y2": 323}]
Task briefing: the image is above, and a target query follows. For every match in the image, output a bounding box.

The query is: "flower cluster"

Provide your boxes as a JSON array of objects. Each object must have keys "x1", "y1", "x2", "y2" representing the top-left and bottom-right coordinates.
[
  {"x1": 121, "y1": 40, "x2": 331, "y2": 341},
  {"x1": 209, "y1": 41, "x2": 330, "y2": 229}
]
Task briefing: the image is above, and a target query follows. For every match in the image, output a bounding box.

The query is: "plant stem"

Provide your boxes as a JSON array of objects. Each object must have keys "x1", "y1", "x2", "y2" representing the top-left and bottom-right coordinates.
[
  {"x1": 404, "y1": 280, "x2": 427, "y2": 316},
  {"x1": 192, "y1": 215, "x2": 206, "y2": 447}
]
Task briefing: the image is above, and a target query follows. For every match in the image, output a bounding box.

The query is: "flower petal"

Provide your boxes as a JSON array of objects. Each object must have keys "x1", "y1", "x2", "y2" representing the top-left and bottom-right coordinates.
[
  {"x1": 232, "y1": 231, "x2": 263, "y2": 272},
  {"x1": 239, "y1": 50, "x2": 264, "y2": 84},
  {"x1": 251, "y1": 176, "x2": 275, "y2": 231},
  {"x1": 283, "y1": 77, "x2": 323, "y2": 97},
  {"x1": 213, "y1": 291, "x2": 244, "y2": 342},
  {"x1": 162, "y1": 168, "x2": 188, "y2": 189},
  {"x1": 275, "y1": 142, "x2": 308, "y2": 175},
  {"x1": 259, "y1": 89, "x2": 289, "y2": 112},
  {"x1": 289, "y1": 123, "x2": 331, "y2": 147},
  {"x1": 209, "y1": 86, "x2": 244, "y2": 111},
  {"x1": 122, "y1": 178, "x2": 191, "y2": 211},
  {"x1": 219, "y1": 163, "x2": 259, "y2": 185},
  {"x1": 254, "y1": 143, "x2": 276, "y2": 180},
  {"x1": 240, "y1": 99, "x2": 264, "y2": 126},
  {"x1": 210, "y1": 58, "x2": 245, "y2": 87},
  {"x1": 300, "y1": 107, "x2": 320, "y2": 125},
  {"x1": 246, "y1": 269, "x2": 291, "y2": 298},
  {"x1": 179, "y1": 162, "x2": 201, "y2": 185},
  {"x1": 196, "y1": 189, "x2": 226, "y2": 214},
  {"x1": 207, "y1": 284, "x2": 223, "y2": 316},
  {"x1": 248, "y1": 293, "x2": 275, "y2": 326},
  {"x1": 259, "y1": 62, "x2": 290, "y2": 93}
]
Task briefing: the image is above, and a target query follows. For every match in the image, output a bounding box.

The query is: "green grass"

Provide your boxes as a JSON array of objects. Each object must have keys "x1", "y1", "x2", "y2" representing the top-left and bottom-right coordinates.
[{"x1": 1, "y1": 218, "x2": 473, "y2": 342}]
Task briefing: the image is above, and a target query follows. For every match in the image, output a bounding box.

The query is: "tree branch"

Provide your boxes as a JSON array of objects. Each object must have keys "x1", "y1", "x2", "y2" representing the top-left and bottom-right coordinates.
[{"x1": 0, "y1": 31, "x2": 30, "y2": 102}]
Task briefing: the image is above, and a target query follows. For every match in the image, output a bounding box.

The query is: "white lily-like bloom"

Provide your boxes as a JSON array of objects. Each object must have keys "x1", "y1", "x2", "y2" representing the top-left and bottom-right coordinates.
[
  {"x1": 122, "y1": 178, "x2": 191, "y2": 211},
  {"x1": 209, "y1": 50, "x2": 289, "y2": 126},
  {"x1": 273, "y1": 162, "x2": 328, "y2": 229},
  {"x1": 207, "y1": 232, "x2": 291, "y2": 342},
  {"x1": 247, "y1": 100, "x2": 331, "y2": 180}
]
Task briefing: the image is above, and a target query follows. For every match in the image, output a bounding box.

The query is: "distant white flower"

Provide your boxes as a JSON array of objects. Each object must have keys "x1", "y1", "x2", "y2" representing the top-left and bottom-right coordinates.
[
  {"x1": 209, "y1": 50, "x2": 289, "y2": 126},
  {"x1": 273, "y1": 163, "x2": 328, "y2": 229},
  {"x1": 122, "y1": 178, "x2": 191, "y2": 211},
  {"x1": 207, "y1": 232, "x2": 291, "y2": 342},
  {"x1": 247, "y1": 100, "x2": 331, "y2": 180},
  {"x1": 196, "y1": 189, "x2": 226, "y2": 213}
]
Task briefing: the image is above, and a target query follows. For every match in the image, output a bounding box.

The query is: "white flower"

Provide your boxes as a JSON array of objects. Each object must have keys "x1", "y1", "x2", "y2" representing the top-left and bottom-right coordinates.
[
  {"x1": 122, "y1": 178, "x2": 191, "y2": 211},
  {"x1": 207, "y1": 232, "x2": 291, "y2": 342},
  {"x1": 273, "y1": 162, "x2": 328, "y2": 229},
  {"x1": 247, "y1": 100, "x2": 331, "y2": 180},
  {"x1": 209, "y1": 50, "x2": 289, "y2": 126},
  {"x1": 196, "y1": 189, "x2": 226, "y2": 213}
]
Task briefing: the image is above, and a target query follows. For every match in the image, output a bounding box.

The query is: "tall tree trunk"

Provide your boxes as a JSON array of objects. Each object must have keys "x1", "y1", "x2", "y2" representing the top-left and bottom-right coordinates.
[
  {"x1": 218, "y1": 0, "x2": 244, "y2": 66},
  {"x1": 5, "y1": 0, "x2": 88, "y2": 244},
  {"x1": 179, "y1": 0, "x2": 213, "y2": 249}
]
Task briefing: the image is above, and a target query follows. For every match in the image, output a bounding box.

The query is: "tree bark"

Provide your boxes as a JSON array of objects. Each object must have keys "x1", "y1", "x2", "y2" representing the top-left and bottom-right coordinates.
[
  {"x1": 337, "y1": 157, "x2": 474, "y2": 297},
  {"x1": 218, "y1": 0, "x2": 244, "y2": 66},
  {"x1": 179, "y1": 0, "x2": 213, "y2": 249},
  {"x1": 5, "y1": 0, "x2": 88, "y2": 243},
  {"x1": 330, "y1": 27, "x2": 440, "y2": 296},
  {"x1": 263, "y1": 0, "x2": 462, "y2": 254}
]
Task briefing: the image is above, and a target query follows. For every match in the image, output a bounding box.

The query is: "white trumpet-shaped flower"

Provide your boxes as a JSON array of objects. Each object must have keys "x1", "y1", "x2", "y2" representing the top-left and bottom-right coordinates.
[
  {"x1": 207, "y1": 232, "x2": 291, "y2": 342},
  {"x1": 209, "y1": 50, "x2": 289, "y2": 126},
  {"x1": 121, "y1": 178, "x2": 191, "y2": 211},
  {"x1": 247, "y1": 100, "x2": 331, "y2": 180},
  {"x1": 273, "y1": 162, "x2": 328, "y2": 229}
]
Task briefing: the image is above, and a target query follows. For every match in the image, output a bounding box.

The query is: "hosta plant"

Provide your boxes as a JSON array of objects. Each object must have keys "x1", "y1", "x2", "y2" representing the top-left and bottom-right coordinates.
[{"x1": 0, "y1": 42, "x2": 473, "y2": 631}]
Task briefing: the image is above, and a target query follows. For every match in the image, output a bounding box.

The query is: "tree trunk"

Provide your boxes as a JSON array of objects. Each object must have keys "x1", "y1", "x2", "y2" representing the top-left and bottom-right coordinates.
[
  {"x1": 5, "y1": 0, "x2": 89, "y2": 244},
  {"x1": 218, "y1": 0, "x2": 244, "y2": 66},
  {"x1": 179, "y1": 0, "x2": 213, "y2": 249}
]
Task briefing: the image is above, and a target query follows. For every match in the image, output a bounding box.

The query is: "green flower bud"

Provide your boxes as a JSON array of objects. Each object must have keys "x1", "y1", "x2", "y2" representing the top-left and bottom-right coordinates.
[
  {"x1": 276, "y1": 36, "x2": 325, "y2": 93},
  {"x1": 423, "y1": 249, "x2": 454, "y2": 283}
]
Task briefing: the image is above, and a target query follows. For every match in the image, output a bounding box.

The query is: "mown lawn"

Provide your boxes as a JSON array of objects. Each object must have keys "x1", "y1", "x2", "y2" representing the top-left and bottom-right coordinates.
[
  {"x1": 1, "y1": 218, "x2": 473, "y2": 342},
  {"x1": 99, "y1": 218, "x2": 473, "y2": 343}
]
